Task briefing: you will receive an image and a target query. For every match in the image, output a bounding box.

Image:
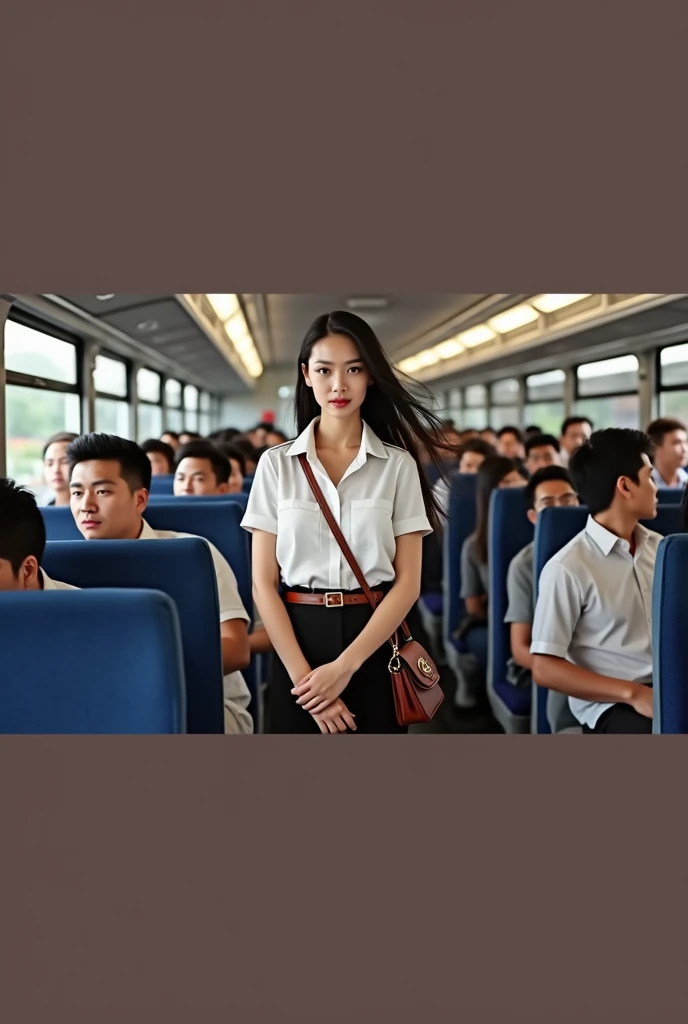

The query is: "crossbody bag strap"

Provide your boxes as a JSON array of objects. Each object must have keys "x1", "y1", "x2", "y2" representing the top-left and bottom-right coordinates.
[{"x1": 297, "y1": 453, "x2": 411, "y2": 646}]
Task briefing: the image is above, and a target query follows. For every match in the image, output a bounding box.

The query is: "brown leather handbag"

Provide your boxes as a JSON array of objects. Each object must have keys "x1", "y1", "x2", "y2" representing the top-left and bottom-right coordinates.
[{"x1": 297, "y1": 454, "x2": 444, "y2": 727}]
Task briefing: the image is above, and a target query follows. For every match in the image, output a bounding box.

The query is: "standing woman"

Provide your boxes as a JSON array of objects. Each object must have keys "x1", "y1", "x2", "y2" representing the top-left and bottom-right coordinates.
[{"x1": 241, "y1": 311, "x2": 452, "y2": 734}]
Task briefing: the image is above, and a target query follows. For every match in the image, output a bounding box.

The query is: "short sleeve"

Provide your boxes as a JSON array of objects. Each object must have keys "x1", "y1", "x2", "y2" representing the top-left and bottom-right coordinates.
[
  {"x1": 504, "y1": 550, "x2": 533, "y2": 625},
  {"x1": 530, "y1": 560, "x2": 581, "y2": 659},
  {"x1": 241, "y1": 451, "x2": 279, "y2": 535},
  {"x1": 460, "y1": 536, "x2": 485, "y2": 600},
  {"x1": 392, "y1": 452, "x2": 432, "y2": 537},
  {"x1": 206, "y1": 542, "x2": 250, "y2": 625}
]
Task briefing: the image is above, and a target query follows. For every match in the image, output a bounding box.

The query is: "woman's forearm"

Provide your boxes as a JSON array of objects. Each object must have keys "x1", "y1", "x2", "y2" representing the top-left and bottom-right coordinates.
[{"x1": 253, "y1": 584, "x2": 311, "y2": 683}]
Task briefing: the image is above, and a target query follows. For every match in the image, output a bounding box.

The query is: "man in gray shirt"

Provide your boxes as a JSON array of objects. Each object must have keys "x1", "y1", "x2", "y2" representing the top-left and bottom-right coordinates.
[
  {"x1": 531, "y1": 429, "x2": 659, "y2": 734},
  {"x1": 504, "y1": 466, "x2": 580, "y2": 732}
]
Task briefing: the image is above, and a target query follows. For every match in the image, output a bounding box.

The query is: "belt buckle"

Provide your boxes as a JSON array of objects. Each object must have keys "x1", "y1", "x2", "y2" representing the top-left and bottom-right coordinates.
[{"x1": 324, "y1": 592, "x2": 344, "y2": 608}]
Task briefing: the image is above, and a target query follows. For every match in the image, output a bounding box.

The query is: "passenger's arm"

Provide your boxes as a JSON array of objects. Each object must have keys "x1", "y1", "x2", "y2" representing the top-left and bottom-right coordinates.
[
  {"x1": 292, "y1": 532, "x2": 423, "y2": 713},
  {"x1": 510, "y1": 622, "x2": 533, "y2": 669},
  {"x1": 465, "y1": 595, "x2": 487, "y2": 619},
  {"x1": 220, "y1": 619, "x2": 251, "y2": 674},
  {"x1": 531, "y1": 655, "x2": 652, "y2": 717},
  {"x1": 249, "y1": 626, "x2": 272, "y2": 654}
]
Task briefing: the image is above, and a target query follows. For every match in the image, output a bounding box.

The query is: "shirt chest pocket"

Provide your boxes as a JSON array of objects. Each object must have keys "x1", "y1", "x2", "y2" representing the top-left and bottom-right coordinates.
[
  {"x1": 277, "y1": 498, "x2": 322, "y2": 544},
  {"x1": 350, "y1": 498, "x2": 394, "y2": 552}
]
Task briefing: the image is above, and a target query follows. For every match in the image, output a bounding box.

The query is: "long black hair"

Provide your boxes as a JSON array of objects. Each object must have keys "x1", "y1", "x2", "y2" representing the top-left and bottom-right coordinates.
[
  {"x1": 294, "y1": 310, "x2": 455, "y2": 532},
  {"x1": 472, "y1": 455, "x2": 524, "y2": 564}
]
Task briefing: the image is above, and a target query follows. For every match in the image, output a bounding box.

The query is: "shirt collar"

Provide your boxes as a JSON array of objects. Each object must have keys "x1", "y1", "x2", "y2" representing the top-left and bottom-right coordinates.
[
  {"x1": 40, "y1": 569, "x2": 58, "y2": 590},
  {"x1": 651, "y1": 465, "x2": 688, "y2": 487},
  {"x1": 585, "y1": 514, "x2": 650, "y2": 557},
  {"x1": 139, "y1": 519, "x2": 157, "y2": 539},
  {"x1": 287, "y1": 417, "x2": 389, "y2": 462}
]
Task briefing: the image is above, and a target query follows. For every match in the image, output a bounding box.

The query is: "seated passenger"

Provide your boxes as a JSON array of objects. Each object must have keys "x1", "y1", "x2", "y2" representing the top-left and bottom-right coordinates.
[
  {"x1": 160, "y1": 431, "x2": 180, "y2": 452},
  {"x1": 481, "y1": 427, "x2": 499, "y2": 448},
  {"x1": 0, "y1": 478, "x2": 77, "y2": 591},
  {"x1": 496, "y1": 426, "x2": 526, "y2": 464},
  {"x1": 531, "y1": 429, "x2": 659, "y2": 734},
  {"x1": 524, "y1": 433, "x2": 562, "y2": 475},
  {"x1": 141, "y1": 438, "x2": 175, "y2": 476},
  {"x1": 559, "y1": 416, "x2": 593, "y2": 466},
  {"x1": 503, "y1": 466, "x2": 579, "y2": 732},
  {"x1": 646, "y1": 417, "x2": 688, "y2": 489},
  {"x1": 65, "y1": 433, "x2": 253, "y2": 734},
  {"x1": 433, "y1": 438, "x2": 497, "y2": 516},
  {"x1": 179, "y1": 431, "x2": 202, "y2": 446},
  {"x1": 231, "y1": 438, "x2": 258, "y2": 476},
  {"x1": 216, "y1": 442, "x2": 247, "y2": 493},
  {"x1": 43, "y1": 432, "x2": 78, "y2": 507},
  {"x1": 173, "y1": 440, "x2": 231, "y2": 496},
  {"x1": 460, "y1": 456, "x2": 527, "y2": 626}
]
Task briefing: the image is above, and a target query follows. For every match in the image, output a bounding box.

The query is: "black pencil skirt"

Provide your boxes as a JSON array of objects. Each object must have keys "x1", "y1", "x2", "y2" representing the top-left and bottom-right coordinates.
[{"x1": 266, "y1": 586, "x2": 425, "y2": 734}]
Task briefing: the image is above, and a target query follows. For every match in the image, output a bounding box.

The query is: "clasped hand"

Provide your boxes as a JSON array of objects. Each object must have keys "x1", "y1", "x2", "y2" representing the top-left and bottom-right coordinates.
[{"x1": 291, "y1": 659, "x2": 357, "y2": 733}]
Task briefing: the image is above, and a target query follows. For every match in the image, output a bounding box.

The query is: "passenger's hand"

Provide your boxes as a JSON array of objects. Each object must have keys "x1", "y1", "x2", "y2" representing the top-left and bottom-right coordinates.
[
  {"x1": 311, "y1": 698, "x2": 357, "y2": 734},
  {"x1": 291, "y1": 659, "x2": 354, "y2": 714},
  {"x1": 629, "y1": 684, "x2": 654, "y2": 719}
]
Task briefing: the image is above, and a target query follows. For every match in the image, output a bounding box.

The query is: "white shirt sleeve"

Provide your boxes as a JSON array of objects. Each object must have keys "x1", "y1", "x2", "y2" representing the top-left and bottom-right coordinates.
[
  {"x1": 392, "y1": 452, "x2": 433, "y2": 537},
  {"x1": 530, "y1": 560, "x2": 581, "y2": 659},
  {"x1": 240, "y1": 452, "x2": 278, "y2": 534},
  {"x1": 205, "y1": 541, "x2": 250, "y2": 625}
]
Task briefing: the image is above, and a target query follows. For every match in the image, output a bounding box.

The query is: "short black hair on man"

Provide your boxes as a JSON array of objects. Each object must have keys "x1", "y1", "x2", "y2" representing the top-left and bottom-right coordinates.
[
  {"x1": 216, "y1": 442, "x2": 247, "y2": 476},
  {"x1": 497, "y1": 425, "x2": 524, "y2": 441},
  {"x1": 0, "y1": 478, "x2": 47, "y2": 574},
  {"x1": 568, "y1": 428, "x2": 654, "y2": 516},
  {"x1": 561, "y1": 415, "x2": 593, "y2": 436},
  {"x1": 524, "y1": 465, "x2": 575, "y2": 511},
  {"x1": 65, "y1": 434, "x2": 152, "y2": 492},
  {"x1": 140, "y1": 438, "x2": 175, "y2": 472},
  {"x1": 525, "y1": 433, "x2": 561, "y2": 457},
  {"x1": 174, "y1": 440, "x2": 230, "y2": 485}
]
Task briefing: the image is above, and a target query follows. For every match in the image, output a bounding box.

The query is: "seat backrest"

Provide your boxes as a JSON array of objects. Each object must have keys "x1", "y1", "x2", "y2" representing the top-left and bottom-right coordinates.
[
  {"x1": 242, "y1": 474, "x2": 254, "y2": 492},
  {"x1": 147, "y1": 491, "x2": 249, "y2": 510},
  {"x1": 142, "y1": 500, "x2": 252, "y2": 619},
  {"x1": 0, "y1": 589, "x2": 185, "y2": 734},
  {"x1": 42, "y1": 539, "x2": 223, "y2": 734},
  {"x1": 442, "y1": 473, "x2": 478, "y2": 641},
  {"x1": 142, "y1": 500, "x2": 257, "y2": 717},
  {"x1": 488, "y1": 488, "x2": 534, "y2": 689},
  {"x1": 652, "y1": 534, "x2": 688, "y2": 733},
  {"x1": 649, "y1": 504, "x2": 682, "y2": 537},
  {"x1": 532, "y1": 507, "x2": 589, "y2": 733},
  {"x1": 149, "y1": 474, "x2": 175, "y2": 495},
  {"x1": 41, "y1": 506, "x2": 82, "y2": 541},
  {"x1": 655, "y1": 487, "x2": 683, "y2": 505}
]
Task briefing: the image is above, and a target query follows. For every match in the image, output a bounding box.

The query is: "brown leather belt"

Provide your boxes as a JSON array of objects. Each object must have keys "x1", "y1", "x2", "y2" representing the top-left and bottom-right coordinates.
[{"x1": 284, "y1": 590, "x2": 384, "y2": 608}]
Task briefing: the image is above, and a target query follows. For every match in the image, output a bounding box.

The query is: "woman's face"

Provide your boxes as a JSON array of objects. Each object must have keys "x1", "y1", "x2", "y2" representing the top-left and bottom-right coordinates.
[
  {"x1": 302, "y1": 334, "x2": 371, "y2": 420},
  {"x1": 499, "y1": 469, "x2": 526, "y2": 488}
]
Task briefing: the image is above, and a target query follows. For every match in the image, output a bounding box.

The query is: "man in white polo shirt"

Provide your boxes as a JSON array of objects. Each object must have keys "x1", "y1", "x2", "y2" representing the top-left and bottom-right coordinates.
[
  {"x1": 531, "y1": 428, "x2": 660, "y2": 734},
  {"x1": 0, "y1": 478, "x2": 77, "y2": 592},
  {"x1": 646, "y1": 417, "x2": 688, "y2": 490},
  {"x1": 66, "y1": 433, "x2": 253, "y2": 734}
]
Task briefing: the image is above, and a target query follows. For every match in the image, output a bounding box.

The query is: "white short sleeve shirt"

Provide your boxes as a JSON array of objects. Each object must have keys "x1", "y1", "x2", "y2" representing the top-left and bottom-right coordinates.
[
  {"x1": 240, "y1": 417, "x2": 432, "y2": 590},
  {"x1": 139, "y1": 519, "x2": 253, "y2": 734},
  {"x1": 530, "y1": 515, "x2": 660, "y2": 729}
]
